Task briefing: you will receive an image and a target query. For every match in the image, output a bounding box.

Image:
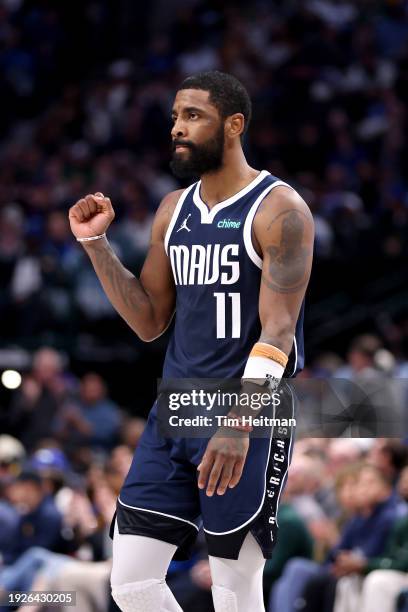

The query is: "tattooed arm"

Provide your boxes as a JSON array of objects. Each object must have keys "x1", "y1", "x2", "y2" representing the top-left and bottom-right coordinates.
[
  {"x1": 252, "y1": 186, "x2": 314, "y2": 354},
  {"x1": 69, "y1": 190, "x2": 183, "y2": 341}
]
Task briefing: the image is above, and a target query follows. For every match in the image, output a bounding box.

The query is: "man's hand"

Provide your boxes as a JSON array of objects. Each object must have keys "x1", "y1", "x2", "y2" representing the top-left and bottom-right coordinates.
[
  {"x1": 331, "y1": 551, "x2": 367, "y2": 577},
  {"x1": 66, "y1": 189, "x2": 180, "y2": 341},
  {"x1": 69, "y1": 192, "x2": 115, "y2": 240},
  {"x1": 197, "y1": 427, "x2": 249, "y2": 496}
]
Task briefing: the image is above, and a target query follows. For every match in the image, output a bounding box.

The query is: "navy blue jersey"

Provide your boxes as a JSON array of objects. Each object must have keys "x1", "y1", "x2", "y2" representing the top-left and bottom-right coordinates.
[{"x1": 163, "y1": 170, "x2": 304, "y2": 379}]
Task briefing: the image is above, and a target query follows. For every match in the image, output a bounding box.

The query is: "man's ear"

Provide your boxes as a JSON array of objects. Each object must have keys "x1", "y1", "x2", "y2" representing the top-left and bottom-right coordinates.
[{"x1": 225, "y1": 113, "x2": 245, "y2": 139}]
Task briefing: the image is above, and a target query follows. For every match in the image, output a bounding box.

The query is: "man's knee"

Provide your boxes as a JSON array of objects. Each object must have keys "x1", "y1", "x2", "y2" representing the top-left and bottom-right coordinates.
[
  {"x1": 111, "y1": 578, "x2": 167, "y2": 612},
  {"x1": 211, "y1": 585, "x2": 238, "y2": 612}
]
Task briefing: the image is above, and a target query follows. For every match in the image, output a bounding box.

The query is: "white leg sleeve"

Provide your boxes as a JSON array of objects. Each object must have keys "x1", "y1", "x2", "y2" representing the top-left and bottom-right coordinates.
[
  {"x1": 209, "y1": 531, "x2": 266, "y2": 612},
  {"x1": 112, "y1": 579, "x2": 167, "y2": 611},
  {"x1": 211, "y1": 585, "x2": 239, "y2": 612},
  {"x1": 110, "y1": 521, "x2": 182, "y2": 612}
]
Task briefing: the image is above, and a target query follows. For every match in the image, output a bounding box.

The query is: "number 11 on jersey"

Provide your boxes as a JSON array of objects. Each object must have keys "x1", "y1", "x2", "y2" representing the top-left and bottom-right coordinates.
[{"x1": 213, "y1": 292, "x2": 241, "y2": 339}]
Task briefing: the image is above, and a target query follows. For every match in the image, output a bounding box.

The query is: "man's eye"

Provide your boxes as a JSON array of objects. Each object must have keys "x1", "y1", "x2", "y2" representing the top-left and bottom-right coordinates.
[{"x1": 189, "y1": 113, "x2": 198, "y2": 120}]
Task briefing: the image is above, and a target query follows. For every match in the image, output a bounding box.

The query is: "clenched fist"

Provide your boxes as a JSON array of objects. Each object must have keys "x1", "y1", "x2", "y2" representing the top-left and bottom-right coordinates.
[{"x1": 69, "y1": 192, "x2": 115, "y2": 240}]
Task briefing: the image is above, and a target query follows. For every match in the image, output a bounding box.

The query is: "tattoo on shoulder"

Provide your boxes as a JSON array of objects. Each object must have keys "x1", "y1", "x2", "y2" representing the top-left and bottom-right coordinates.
[{"x1": 262, "y1": 209, "x2": 311, "y2": 294}]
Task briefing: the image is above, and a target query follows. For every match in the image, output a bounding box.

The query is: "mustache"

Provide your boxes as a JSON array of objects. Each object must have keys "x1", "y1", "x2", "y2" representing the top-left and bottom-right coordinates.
[{"x1": 172, "y1": 140, "x2": 195, "y2": 151}]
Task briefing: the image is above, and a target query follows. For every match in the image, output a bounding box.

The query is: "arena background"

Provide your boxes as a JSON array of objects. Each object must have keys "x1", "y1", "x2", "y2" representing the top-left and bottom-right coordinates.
[{"x1": 0, "y1": 1, "x2": 408, "y2": 611}]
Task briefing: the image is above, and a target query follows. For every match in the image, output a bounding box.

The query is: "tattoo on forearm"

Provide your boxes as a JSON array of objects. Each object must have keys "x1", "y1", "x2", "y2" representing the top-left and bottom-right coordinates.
[
  {"x1": 89, "y1": 242, "x2": 149, "y2": 313},
  {"x1": 262, "y1": 209, "x2": 311, "y2": 294}
]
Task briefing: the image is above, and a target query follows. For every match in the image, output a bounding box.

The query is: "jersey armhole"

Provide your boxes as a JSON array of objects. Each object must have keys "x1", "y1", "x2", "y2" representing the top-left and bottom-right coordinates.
[
  {"x1": 243, "y1": 180, "x2": 294, "y2": 269},
  {"x1": 164, "y1": 183, "x2": 196, "y2": 255},
  {"x1": 287, "y1": 336, "x2": 298, "y2": 377}
]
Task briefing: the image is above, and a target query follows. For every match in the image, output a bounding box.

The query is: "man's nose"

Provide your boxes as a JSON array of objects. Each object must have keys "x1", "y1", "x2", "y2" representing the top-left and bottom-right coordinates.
[{"x1": 171, "y1": 118, "x2": 187, "y2": 139}]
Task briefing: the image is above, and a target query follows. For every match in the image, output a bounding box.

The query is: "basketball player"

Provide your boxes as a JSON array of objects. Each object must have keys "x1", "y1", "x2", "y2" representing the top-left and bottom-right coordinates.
[{"x1": 69, "y1": 71, "x2": 314, "y2": 612}]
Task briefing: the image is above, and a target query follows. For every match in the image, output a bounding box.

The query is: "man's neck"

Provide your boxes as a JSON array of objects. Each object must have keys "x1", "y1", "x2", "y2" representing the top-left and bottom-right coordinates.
[{"x1": 199, "y1": 150, "x2": 259, "y2": 209}]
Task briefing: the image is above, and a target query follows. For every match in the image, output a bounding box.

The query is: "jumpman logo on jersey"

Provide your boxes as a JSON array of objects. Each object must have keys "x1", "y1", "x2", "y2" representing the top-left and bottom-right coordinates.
[{"x1": 176, "y1": 214, "x2": 191, "y2": 232}]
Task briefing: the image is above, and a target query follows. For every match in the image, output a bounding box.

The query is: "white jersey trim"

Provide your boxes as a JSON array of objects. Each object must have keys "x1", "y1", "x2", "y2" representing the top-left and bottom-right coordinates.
[
  {"x1": 290, "y1": 337, "x2": 298, "y2": 377},
  {"x1": 203, "y1": 392, "x2": 295, "y2": 536},
  {"x1": 243, "y1": 180, "x2": 294, "y2": 270},
  {"x1": 193, "y1": 170, "x2": 270, "y2": 224},
  {"x1": 118, "y1": 497, "x2": 200, "y2": 531},
  {"x1": 164, "y1": 183, "x2": 196, "y2": 254}
]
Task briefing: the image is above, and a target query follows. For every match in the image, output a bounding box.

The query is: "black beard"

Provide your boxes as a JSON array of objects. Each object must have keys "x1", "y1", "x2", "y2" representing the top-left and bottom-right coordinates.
[{"x1": 170, "y1": 126, "x2": 225, "y2": 179}]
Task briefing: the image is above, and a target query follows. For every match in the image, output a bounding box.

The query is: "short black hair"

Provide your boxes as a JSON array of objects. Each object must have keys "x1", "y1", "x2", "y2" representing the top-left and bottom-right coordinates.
[
  {"x1": 380, "y1": 440, "x2": 408, "y2": 474},
  {"x1": 179, "y1": 71, "x2": 252, "y2": 137}
]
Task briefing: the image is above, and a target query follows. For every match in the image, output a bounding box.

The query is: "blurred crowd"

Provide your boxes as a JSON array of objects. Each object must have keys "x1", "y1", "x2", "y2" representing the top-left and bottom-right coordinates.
[
  {"x1": 3, "y1": 432, "x2": 408, "y2": 612},
  {"x1": 1, "y1": 0, "x2": 408, "y2": 610},
  {"x1": 0, "y1": 0, "x2": 407, "y2": 358},
  {"x1": 0, "y1": 337, "x2": 407, "y2": 611},
  {"x1": 267, "y1": 438, "x2": 408, "y2": 612}
]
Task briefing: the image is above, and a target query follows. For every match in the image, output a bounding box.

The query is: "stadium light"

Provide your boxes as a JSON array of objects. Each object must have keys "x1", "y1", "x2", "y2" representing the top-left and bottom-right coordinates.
[{"x1": 1, "y1": 370, "x2": 22, "y2": 390}]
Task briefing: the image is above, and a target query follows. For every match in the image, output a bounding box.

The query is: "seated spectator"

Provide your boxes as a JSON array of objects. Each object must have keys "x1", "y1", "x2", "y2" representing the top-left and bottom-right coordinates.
[
  {"x1": 263, "y1": 491, "x2": 314, "y2": 601},
  {"x1": 281, "y1": 453, "x2": 328, "y2": 525},
  {"x1": 29, "y1": 447, "x2": 71, "y2": 498},
  {"x1": 57, "y1": 373, "x2": 122, "y2": 453},
  {"x1": 114, "y1": 184, "x2": 154, "y2": 258},
  {"x1": 331, "y1": 464, "x2": 408, "y2": 612},
  {"x1": 368, "y1": 439, "x2": 408, "y2": 486},
  {"x1": 333, "y1": 517, "x2": 408, "y2": 612},
  {"x1": 45, "y1": 558, "x2": 112, "y2": 612},
  {"x1": 11, "y1": 446, "x2": 131, "y2": 611},
  {"x1": 7, "y1": 348, "x2": 72, "y2": 452},
  {"x1": 4, "y1": 470, "x2": 64, "y2": 562},
  {"x1": 0, "y1": 499, "x2": 19, "y2": 567},
  {"x1": 0, "y1": 547, "x2": 73, "y2": 608},
  {"x1": 120, "y1": 417, "x2": 146, "y2": 451},
  {"x1": 316, "y1": 440, "x2": 363, "y2": 523},
  {"x1": 0, "y1": 471, "x2": 64, "y2": 593},
  {"x1": 269, "y1": 463, "x2": 400, "y2": 612},
  {"x1": 30, "y1": 454, "x2": 102, "y2": 560},
  {"x1": 310, "y1": 461, "x2": 363, "y2": 562},
  {"x1": 0, "y1": 442, "x2": 129, "y2": 610}
]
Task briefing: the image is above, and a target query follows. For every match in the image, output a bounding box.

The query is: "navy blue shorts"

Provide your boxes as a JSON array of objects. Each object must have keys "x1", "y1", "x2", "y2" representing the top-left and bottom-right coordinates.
[{"x1": 111, "y1": 387, "x2": 296, "y2": 560}]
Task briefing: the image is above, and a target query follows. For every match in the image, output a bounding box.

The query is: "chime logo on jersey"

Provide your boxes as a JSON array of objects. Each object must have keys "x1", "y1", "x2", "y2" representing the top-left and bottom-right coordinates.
[
  {"x1": 217, "y1": 218, "x2": 241, "y2": 229},
  {"x1": 169, "y1": 243, "x2": 240, "y2": 286}
]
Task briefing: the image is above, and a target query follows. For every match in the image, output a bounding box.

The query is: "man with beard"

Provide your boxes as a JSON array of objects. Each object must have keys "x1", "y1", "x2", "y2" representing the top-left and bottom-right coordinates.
[{"x1": 68, "y1": 71, "x2": 314, "y2": 612}]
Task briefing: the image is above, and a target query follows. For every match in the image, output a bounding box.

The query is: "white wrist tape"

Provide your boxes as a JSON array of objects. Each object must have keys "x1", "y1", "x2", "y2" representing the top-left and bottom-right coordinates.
[
  {"x1": 243, "y1": 355, "x2": 285, "y2": 380},
  {"x1": 242, "y1": 342, "x2": 288, "y2": 385},
  {"x1": 76, "y1": 233, "x2": 106, "y2": 242}
]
